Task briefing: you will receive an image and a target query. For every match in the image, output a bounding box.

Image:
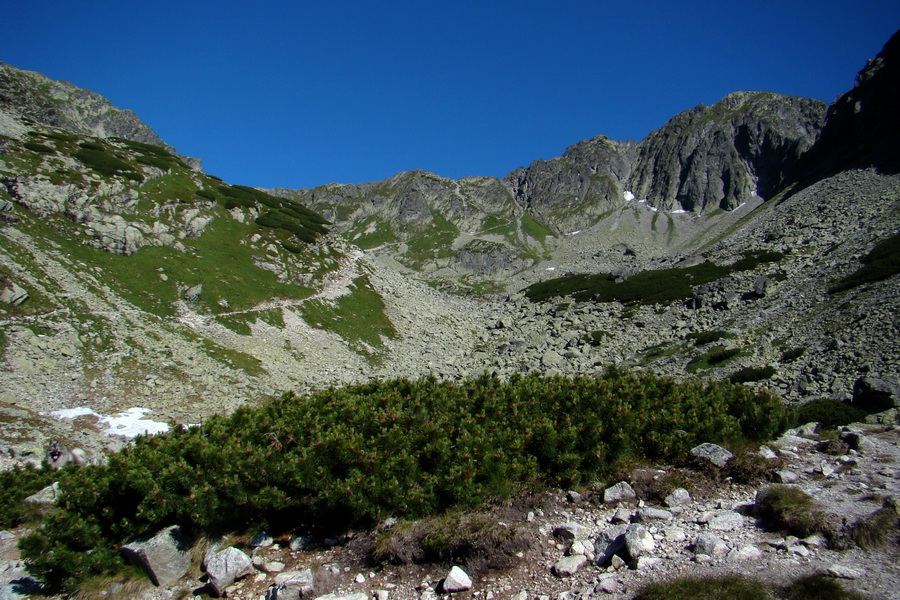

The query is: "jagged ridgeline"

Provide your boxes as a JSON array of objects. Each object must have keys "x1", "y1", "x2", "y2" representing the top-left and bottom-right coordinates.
[{"x1": 6, "y1": 371, "x2": 787, "y2": 590}]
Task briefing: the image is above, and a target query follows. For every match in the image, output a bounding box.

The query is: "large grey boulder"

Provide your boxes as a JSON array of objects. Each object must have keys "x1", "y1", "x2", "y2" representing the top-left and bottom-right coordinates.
[
  {"x1": 0, "y1": 282, "x2": 28, "y2": 306},
  {"x1": 552, "y1": 554, "x2": 588, "y2": 577},
  {"x1": 853, "y1": 375, "x2": 900, "y2": 409},
  {"x1": 206, "y1": 546, "x2": 254, "y2": 597},
  {"x1": 120, "y1": 525, "x2": 191, "y2": 587},
  {"x1": 603, "y1": 481, "x2": 637, "y2": 504},
  {"x1": 690, "y1": 443, "x2": 733, "y2": 468},
  {"x1": 623, "y1": 524, "x2": 655, "y2": 559},
  {"x1": 268, "y1": 569, "x2": 315, "y2": 600},
  {"x1": 23, "y1": 482, "x2": 60, "y2": 504}
]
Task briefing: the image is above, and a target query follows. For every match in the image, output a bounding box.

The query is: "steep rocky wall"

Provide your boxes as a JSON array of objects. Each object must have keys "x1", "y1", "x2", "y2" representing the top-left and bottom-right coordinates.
[{"x1": 627, "y1": 92, "x2": 825, "y2": 213}]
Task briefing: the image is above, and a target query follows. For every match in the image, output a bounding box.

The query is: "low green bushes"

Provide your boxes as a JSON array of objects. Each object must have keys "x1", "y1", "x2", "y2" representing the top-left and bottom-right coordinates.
[
  {"x1": 635, "y1": 574, "x2": 868, "y2": 600},
  {"x1": 794, "y1": 398, "x2": 867, "y2": 429},
  {"x1": 0, "y1": 464, "x2": 58, "y2": 527},
  {"x1": 755, "y1": 484, "x2": 835, "y2": 540},
  {"x1": 524, "y1": 250, "x2": 783, "y2": 305},
  {"x1": 16, "y1": 370, "x2": 787, "y2": 590},
  {"x1": 729, "y1": 366, "x2": 777, "y2": 383},
  {"x1": 829, "y1": 232, "x2": 900, "y2": 293}
]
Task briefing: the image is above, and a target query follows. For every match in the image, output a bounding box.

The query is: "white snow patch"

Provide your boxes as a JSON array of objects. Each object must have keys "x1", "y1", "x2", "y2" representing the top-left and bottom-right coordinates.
[
  {"x1": 566, "y1": 230, "x2": 581, "y2": 236},
  {"x1": 545, "y1": 267, "x2": 556, "y2": 271},
  {"x1": 623, "y1": 191, "x2": 635, "y2": 201},
  {"x1": 731, "y1": 202, "x2": 748, "y2": 211},
  {"x1": 100, "y1": 408, "x2": 169, "y2": 438},
  {"x1": 52, "y1": 406, "x2": 170, "y2": 438},
  {"x1": 648, "y1": 206, "x2": 659, "y2": 212},
  {"x1": 52, "y1": 407, "x2": 100, "y2": 420},
  {"x1": 671, "y1": 209, "x2": 688, "y2": 214}
]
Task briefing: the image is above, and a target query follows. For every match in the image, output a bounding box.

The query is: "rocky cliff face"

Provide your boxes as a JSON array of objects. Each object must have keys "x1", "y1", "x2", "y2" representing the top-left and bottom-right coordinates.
[{"x1": 627, "y1": 92, "x2": 826, "y2": 213}]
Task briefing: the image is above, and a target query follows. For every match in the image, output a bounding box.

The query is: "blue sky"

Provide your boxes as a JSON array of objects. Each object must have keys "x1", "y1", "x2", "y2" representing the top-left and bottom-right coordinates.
[{"x1": 3, "y1": 1, "x2": 898, "y2": 189}]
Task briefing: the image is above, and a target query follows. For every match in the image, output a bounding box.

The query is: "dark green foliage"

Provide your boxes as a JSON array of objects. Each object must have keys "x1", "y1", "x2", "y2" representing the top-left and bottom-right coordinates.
[
  {"x1": 782, "y1": 574, "x2": 869, "y2": 600},
  {"x1": 195, "y1": 189, "x2": 217, "y2": 201},
  {"x1": 73, "y1": 147, "x2": 137, "y2": 178},
  {"x1": 729, "y1": 366, "x2": 777, "y2": 384},
  {"x1": 19, "y1": 371, "x2": 787, "y2": 589},
  {"x1": 732, "y1": 250, "x2": 785, "y2": 271},
  {"x1": 36, "y1": 131, "x2": 78, "y2": 142},
  {"x1": 794, "y1": 398, "x2": 867, "y2": 429},
  {"x1": 0, "y1": 465, "x2": 58, "y2": 527},
  {"x1": 635, "y1": 573, "x2": 868, "y2": 600},
  {"x1": 524, "y1": 250, "x2": 783, "y2": 305},
  {"x1": 373, "y1": 512, "x2": 529, "y2": 571},
  {"x1": 780, "y1": 347, "x2": 805, "y2": 362},
  {"x1": 634, "y1": 575, "x2": 773, "y2": 600},
  {"x1": 850, "y1": 500, "x2": 900, "y2": 549},
  {"x1": 687, "y1": 346, "x2": 742, "y2": 372},
  {"x1": 755, "y1": 485, "x2": 834, "y2": 539},
  {"x1": 829, "y1": 232, "x2": 900, "y2": 293},
  {"x1": 77, "y1": 141, "x2": 106, "y2": 151},
  {"x1": 689, "y1": 330, "x2": 729, "y2": 346},
  {"x1": 218, "y1": 184, "x2": 330, "y2": 243},
  {"x1": 23, "y1": 140, "x2": 55, "y2": 154}
]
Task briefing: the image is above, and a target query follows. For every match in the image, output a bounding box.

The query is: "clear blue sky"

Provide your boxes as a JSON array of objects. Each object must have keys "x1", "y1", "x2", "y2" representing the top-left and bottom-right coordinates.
[{"x1": 3, "y1": 1, "x2": 898, "y2": 189}]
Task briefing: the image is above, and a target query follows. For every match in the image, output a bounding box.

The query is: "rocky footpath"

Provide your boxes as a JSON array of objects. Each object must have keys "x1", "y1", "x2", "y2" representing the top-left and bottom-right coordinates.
[{"x1": 2, "y1": 423, "x2": 897, "y2": 600}]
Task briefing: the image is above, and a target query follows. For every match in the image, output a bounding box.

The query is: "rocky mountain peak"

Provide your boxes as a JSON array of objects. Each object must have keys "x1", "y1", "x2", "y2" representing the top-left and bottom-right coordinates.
[{"x1": 627, "y1": 91, "x2": 826, "y2": 213}]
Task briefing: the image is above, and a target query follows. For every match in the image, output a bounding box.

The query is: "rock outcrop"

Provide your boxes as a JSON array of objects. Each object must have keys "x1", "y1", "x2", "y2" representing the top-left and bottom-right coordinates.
[{"x1": 793, "y1": 29, "x2": 900, "y2": 180}]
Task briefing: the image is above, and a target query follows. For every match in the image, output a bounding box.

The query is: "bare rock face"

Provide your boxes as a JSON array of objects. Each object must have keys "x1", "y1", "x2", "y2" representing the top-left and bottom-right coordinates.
[
  {"x1": 627, "y1": 91, "x2": 826, "y2": 213},
  {"x1": 503, "y1": 136, "x2": 637, "y2": 233},
  {"x1": 796, "y1": 29, "x2": 900, "y2": 178}
]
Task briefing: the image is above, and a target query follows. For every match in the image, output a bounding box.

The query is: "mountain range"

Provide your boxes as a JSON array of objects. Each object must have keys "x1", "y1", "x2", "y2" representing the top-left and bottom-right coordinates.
[{"x1": 0, "y1": 30, "x2": 897, "y2": 465}]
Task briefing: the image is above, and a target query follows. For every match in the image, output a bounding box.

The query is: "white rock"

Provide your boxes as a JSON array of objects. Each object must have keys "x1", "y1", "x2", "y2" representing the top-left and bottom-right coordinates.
[
  {"x1": 694, "y1": 533, "x2": 729, "y2": 557},
  {"x1": 707, "y1": 511, "x2": 744, "y2": 531},
  {"x1": 603, "y1": 481, "x2": 637, "y2": 504},
  {"x1": 664, "y1": 488, "x2": 691, "y2": 507},
  {"x1": 443, "y1": 566, "x2": 472, "y2": 592},
  {"x1": 827, "y1": 564, "x2": 864, "y2": 579},
  {"x1": 624, "y1": 524, "x2": 655, "y2": 559}
]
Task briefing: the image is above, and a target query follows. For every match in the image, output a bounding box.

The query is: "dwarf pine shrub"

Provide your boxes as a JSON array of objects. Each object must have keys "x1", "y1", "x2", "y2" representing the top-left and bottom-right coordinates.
[{"x1": 17, "y1": 370, "x2": 787, "y2": 590}]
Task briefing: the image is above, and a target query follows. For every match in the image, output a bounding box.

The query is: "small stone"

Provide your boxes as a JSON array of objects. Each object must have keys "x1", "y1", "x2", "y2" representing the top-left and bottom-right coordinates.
[
  {"x1": 827, "y1": 564, "x2": 864, "y2": 579},
  {"x1": 552, "y1": 522, "x2": 588, "y2": 542},
  {"x1": 443, "y1": 566, "x2": 472, "y2": 592},
  {"x1": 663, "y1": 527, "x2": 686, "y2": 542},
  {"x1": 597, "y1": 578, "x2": 618, "y2": 593},
  {"x1": 694, "y1": 533, "x2": 729, "y2": 557},
  {"x1": 603, "y1": 481, "x2": 637, "y2": 504},
  {"x1": 758, "y1": 445, "x2": 778, "y2": 460},
  {"x1": 775, "y1": 470, "x2": 799, "y2": 484},
  {"x1": 707, "y1": 511, "x2": 744, "y2": 531},
  {"x1": 624, "y1": 524, "x2": 655, "y2": 559},
  {"x1": 635, "y1": 507, "x2": 674, "y2": 522},
  {"x1": 690, "y1": 443, "x2": 733, "y2": 468},
  {"x1": 355, "y1": 573, "x2": 366, "y2": 584},
  {"x1": 552, "y1": 554, "x2": 588, "y2": 577},
  {"x1": 610, "y1": 554, "x2": 626, "y2": 571},
  {"x1": 664, "y1": 488, "x2": 691, "y2": 507},
  {"x1": 610, "y1": 508, "x2": 632, "y2": 523},
  {"x1": 728, "y1": 545, "x2": 762, "y2": 561},
  {"x1": 250, "y1": 531, "x2": 275, "y2": 548},
  {"x1": 635, "y1": 556, "x2": 662, "y2": 570}
]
